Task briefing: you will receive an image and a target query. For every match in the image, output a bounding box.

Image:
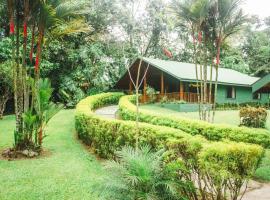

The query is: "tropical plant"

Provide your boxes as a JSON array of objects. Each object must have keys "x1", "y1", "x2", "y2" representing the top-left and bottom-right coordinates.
[
  {"x1": 15, "y1": 78, "x2": 63, "y2": 150},
  {"x1": 5, "y1": 0, "x2": 90, "y2": 151},
  {"x1": 94, "y1": 145, "x2": 188, "y2": 200},
  {"x1": 172, "y1": 0, "x2": 246, "y2": 122},
  {"x1": 211, "y1": 0, "x2": 247, "y2": 122}
]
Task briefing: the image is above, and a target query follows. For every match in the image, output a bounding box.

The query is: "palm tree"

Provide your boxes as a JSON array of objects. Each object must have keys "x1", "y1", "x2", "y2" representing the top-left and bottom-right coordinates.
[
  {"x1": 94, "y1": 145, "x2": 186, "y2": 200},
  {"x1": 211, "y1": 0, "x2": 246, "y2": 122},
  {"x1": 172, "y1": 0, "x2": 212, "y2": 121},
  {"x1": 7, "y1": 0, "x2": 91, "y2": 149}
]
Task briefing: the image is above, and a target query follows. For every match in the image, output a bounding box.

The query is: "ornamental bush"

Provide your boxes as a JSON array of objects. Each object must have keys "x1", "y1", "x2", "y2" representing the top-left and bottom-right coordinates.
[
  {"x1": 240, "y1": 106, "x2": 268, "y2": 128},
  {"x1": 75, "y1": 92, "x2": 264, "y2": 200},
  {"x1": 118, "y1": 95, "x2": 270, "y2": 148}
]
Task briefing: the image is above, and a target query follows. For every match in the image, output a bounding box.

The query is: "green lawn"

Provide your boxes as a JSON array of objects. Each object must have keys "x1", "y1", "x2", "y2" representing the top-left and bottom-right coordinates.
[
  {"x1": 0, "y1": 110, "x2": 102, "y2": 200},
  {"x1": 141, "y1": 104, "x2": 270, "y2": 129},
  {"x1": 141, "y1": 104, "x2": 270, "y2": 182}
]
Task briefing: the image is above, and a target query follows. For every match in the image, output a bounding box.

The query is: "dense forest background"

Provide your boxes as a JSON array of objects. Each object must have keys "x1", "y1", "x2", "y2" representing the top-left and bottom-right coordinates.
[{"x1": 1, "y1": 0, "x2": 270, "y2": 107}]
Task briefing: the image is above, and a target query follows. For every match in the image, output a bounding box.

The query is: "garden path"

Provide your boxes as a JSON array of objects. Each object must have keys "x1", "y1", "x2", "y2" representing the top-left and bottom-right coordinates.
[
  {"x1": 95, "y1": 105, "x2": 118, "y2": 119},
  {"x1": 242, "y1": 181, "x2": 270, "y2": 200}
]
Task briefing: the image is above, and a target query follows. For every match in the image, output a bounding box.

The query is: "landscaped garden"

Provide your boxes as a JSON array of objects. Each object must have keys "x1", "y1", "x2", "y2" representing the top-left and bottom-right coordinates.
[
  {"x1": 1, "y1": 0, "x2": 270, "y2": 199},
  {"x1": 140, "y1": 103, "x2": 270, "y2": 182}
]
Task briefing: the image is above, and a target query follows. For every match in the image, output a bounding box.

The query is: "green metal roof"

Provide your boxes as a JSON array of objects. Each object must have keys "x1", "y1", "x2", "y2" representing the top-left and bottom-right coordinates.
[
  {"x1": 142, "y1": 57, "x2": 260, "y2": 87},
  {"x1": 252, "y1": 74, "x2": 270, "y2": 93}
]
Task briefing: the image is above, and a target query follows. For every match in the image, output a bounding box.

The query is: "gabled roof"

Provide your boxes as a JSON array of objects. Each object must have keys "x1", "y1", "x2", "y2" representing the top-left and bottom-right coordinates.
[
  {"x1": 252, "y1": 74, "x2": 270, "y2": 93},
  {"x1": 142, "y1": 57, "x2": 259, "y2": 87}
]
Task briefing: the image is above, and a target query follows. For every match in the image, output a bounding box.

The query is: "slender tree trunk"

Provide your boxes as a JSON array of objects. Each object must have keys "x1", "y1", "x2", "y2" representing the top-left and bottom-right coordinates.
[
  {"x1": 29, "y1": 23, "x2": 35, "y2": 63},
  {"x1": 0, "y1": 92, "x2": 10, "y2": 119},
  {"x1": 208, "y1": 61, "x2": 213, "y2": 122},
  {"x1": 199, "y1": 63, "x2": 204, "y2": 119},
  {"x1": 16, "y1": 0, "x2": 24, "y2": 135},
  {"x1": 212, "y1": 39, "x2": 221, "y2": 123},
  {"x1": 192, "y1": 33, "x2": 201, "y2": 120},
  {"x1": 135, "y1": 59, "x2": 142, "y2": 151},
  {"x1": 23, "y1": 0, "x2": 29, "y2": 112}
]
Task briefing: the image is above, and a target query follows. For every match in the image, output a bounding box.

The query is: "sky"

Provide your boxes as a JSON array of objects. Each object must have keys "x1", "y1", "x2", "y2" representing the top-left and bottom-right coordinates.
[{"x1": 242, "y1": 0, "x2": 270, "y2": 19}]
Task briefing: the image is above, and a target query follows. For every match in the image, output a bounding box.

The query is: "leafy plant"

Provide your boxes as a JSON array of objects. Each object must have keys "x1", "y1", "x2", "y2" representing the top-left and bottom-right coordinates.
[
  {"x1": 240, "y1": 106, "x2": 268, "y2": 128},
  {"x1": 95, "y1": 145, "x2": 189, "y2": 200},
  {"x1": 146, "y1": 86, "x2": 156, "y2": 103},
  {"x1": 0, "y1": 61, "x2": 13, "y2": 119}
]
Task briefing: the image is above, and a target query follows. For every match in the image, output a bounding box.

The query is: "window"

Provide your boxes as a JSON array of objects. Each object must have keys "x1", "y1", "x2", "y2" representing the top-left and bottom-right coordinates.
[
  {"x1": 253, "y1": 93, "x2": 261, "y2": 100},
  {"x1": 226, "y1": 86, "x2": 236, "y2": 99}
]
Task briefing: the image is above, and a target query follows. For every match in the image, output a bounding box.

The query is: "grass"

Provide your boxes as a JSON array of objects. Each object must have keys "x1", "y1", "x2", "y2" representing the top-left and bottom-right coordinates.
[
  {"x1": 141, "y1": 104, "x2": 270, "y2": 129},
  {"x1": 0, "y1": 110, "x2": 103, "y2": 200},
  {"x1": 141, "y1": 104, "x2": 270, "y2": 182}
]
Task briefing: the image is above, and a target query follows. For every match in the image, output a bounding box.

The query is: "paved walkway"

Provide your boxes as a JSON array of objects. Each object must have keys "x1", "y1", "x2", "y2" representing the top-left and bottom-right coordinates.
[
  {"x1": 95, "y1": 105, "x2": 270, "y2": 200},
  {"x1": 242, "y1": 181, "x2": 270, "y2": 200},
  {"x1": 95, "y1": 105, "x2": 118, "y2": 119}
]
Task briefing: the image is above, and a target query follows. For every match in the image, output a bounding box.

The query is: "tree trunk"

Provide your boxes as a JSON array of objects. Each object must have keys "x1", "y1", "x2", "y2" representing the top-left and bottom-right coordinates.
[
  {"x1": 15, "y1": 0, "x2": 24, "y2": 135},
  {"x1": 208, "y1": 62, "x2": 213, "y2": 122},
  {"x1": 23, "y1": 0, "x2": 29, "y2": 113},
  {"x1": 135, "y1": 59, "x2": 142, "y2": 151},
  {"x1": 212, "y1": 39, "x2": 221, "y2": 123},
  {"x1": 0, "y1": 92, "x2": 10, "y2": 120},
  {"x1": 192, "y1": 32, "x2": 201, "y2": 120}
]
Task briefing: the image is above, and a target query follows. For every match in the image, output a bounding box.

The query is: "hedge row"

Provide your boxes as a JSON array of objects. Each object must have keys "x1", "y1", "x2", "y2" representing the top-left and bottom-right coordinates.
[
  {"x1": 118, "y1": 95, "x2": 270, "y2": 148},
  {"x1": 75, "y1": 93, "x2": 263, "y2": 189}
]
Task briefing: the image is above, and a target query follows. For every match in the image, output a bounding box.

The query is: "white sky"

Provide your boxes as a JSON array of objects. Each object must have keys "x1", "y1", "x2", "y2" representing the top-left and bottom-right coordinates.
[{"x1": 242, "y1": 0, "x2": 270, "y2": 19}]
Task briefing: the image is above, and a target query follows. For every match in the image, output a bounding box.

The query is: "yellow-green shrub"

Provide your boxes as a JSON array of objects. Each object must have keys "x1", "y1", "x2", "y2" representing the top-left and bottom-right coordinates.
[
  {"x1": 75, "y1": 92, "x2": 264, "y2": 199},
  {"x1": 118, "y1": 95, "x2": 270, "y2": 148},
  {"x1": 240, "y1": 106, "x2": 268, "y2": 128}
]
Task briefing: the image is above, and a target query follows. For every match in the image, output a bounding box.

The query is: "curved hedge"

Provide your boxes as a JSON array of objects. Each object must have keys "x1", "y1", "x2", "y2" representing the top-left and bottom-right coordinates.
[
  {"x1": 118, "y1": 95, "x2": 270, "y2": 148},
  {"x1": 75, "y1": 92, "x2": 264, "y2": 199}
]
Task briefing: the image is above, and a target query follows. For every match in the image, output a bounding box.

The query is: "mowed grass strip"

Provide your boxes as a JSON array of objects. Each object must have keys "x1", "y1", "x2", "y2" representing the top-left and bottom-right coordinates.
[{"x1": 0, "y1": 110, "x2": 102, "y2": 200}]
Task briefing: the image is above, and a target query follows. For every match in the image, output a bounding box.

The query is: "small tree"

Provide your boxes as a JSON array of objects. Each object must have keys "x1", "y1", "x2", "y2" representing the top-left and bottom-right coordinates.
[
  {"x1": 0, "y1": 61, "x2": 13, "y2": 119},
  {"x1": 126, "y1": 58, "x2": 149, "y2": 150}
]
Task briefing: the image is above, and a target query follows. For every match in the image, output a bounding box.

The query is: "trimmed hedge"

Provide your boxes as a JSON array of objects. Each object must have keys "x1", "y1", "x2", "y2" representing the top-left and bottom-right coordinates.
[
  {"x1": 75, "y1": 92, "x2": 264, "y2": 199},
  {"x1": 75, "y1": 92, "x2": 197, "y2": 157},
  {"x1": 118, "y1": 95, "x2": 270, "y2": 148}
]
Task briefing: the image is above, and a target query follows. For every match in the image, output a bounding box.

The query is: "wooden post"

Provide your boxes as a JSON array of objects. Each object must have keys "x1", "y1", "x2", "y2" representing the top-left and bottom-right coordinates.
[
  {"x1": 129, "y1": 79, "x2": 132, "y2": 94},
  {"x1": 143, "y1": 75, "x2": 147, "y2": 103},
  {"x1": 180, "y1": 81, "x2": 184, "y2": 100},
  {"x1": 161, "y1": 72, "x2": 164, "y2": 96}
]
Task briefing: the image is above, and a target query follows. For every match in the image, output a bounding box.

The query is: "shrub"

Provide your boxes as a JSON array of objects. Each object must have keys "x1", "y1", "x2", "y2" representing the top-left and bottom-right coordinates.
[
  {"x1": 118, "y1": 95, "x2": 270, "y2": 148},
  {"x1": 75, "y1": 93, "x2": 264, "y2": 200},
  {"x1": 94, "y1": 145, "x2": 189, "y2": 200},
  {"x1": 240, "y1": 106, "x2": 268, "y2": 128},
  {"x1": 146, "y1": 86, "x2": 157, "y2": 103}
]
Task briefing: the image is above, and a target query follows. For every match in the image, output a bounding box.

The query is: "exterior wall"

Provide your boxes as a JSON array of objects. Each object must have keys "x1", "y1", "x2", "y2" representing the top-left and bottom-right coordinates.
[{"x1": 216, "y1": 85, "x2": 269, "y2": 104}]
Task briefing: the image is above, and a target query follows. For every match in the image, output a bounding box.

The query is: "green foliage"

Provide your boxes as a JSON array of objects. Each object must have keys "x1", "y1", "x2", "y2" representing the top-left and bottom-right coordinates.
[
  {"x1": 0, "y1": 38, "x2": 12, "y2": 62},
  {"x1": 146, "y1": 86, "x2": 157, "y2": 103},
  {"x1": 0, "y1": 61, "x2": 13, "y2": 118},
  {"x1": 118, "y1": 95, "x2": 270, "y2": 148},
  {"x1": 75, "y1": 92, "x2": 265, "y2": 200},
  {"x1": 240, "y1": 106, "x2": 268, "y2": 128},
  {"x1": 216, "y1": 102, "x2": 270, "y2": 110},
  {"x1": 243, "y1": 27, "x2": 270, "y2": 76},
  {"x1": 95, "y1": 145, "x2": 187, "y2": 200},
  {"x1": 15, "y1": 78, "x2": 63, "y2": 150}
]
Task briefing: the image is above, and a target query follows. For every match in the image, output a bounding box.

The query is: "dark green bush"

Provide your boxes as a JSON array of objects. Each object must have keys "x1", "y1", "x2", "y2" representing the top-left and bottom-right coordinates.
[
  {"x1": 75, "y1": 93, "x2": 264, "y2": 200},
  {"x1": 118, "y1": 95, "x2": 270, "y2": 148},
  {"x1": 240, "y1": 106, "x2": 268, "y2": 128}
]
